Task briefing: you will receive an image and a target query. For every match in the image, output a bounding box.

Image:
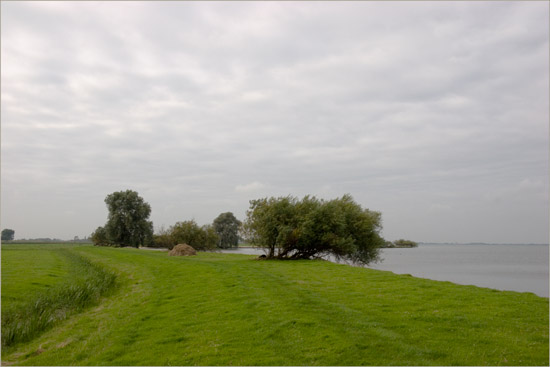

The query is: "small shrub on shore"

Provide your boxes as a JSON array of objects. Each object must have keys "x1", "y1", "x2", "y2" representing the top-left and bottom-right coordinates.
[{"x1": 393, "y1": 239, "x2": 418, "y2": 247}]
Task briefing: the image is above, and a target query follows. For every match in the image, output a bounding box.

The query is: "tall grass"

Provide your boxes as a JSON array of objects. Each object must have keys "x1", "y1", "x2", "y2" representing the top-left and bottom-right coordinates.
[{"x1": 1, "y1": 250, "x2": 117, "y2": 348}]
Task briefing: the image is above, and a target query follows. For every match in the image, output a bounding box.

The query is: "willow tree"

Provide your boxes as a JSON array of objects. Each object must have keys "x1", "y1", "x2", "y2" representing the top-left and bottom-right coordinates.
[
  {"x1": 98, "y1": 190, "x2": 154, "y2": 247},
  {"x1": 213, "y1": 212, "x2": 242, "y2": 248},
  {"x1": 243, "y1": 194, "x2": 384, "y2": 265}
]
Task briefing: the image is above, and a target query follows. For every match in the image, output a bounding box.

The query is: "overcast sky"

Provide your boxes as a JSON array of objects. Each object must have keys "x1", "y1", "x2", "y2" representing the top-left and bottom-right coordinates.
[{"x1": 1, "y1": 1, "x2": 548, "y2": 243}]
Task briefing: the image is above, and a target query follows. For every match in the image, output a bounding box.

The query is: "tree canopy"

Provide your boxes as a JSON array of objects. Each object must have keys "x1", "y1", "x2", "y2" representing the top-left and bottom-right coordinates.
[
  {"x1": 92, "y1": 190, "x2": 153, "y2": 247},
  {"x1": 213, "y1": 212, "x2": 241, "y2": 248},
  {"x1": 2, "y1": 229, "x2": 15, "y2": 241},
  {"x1": 243, "y1": 195, "x2": 384, "y2": 265}
]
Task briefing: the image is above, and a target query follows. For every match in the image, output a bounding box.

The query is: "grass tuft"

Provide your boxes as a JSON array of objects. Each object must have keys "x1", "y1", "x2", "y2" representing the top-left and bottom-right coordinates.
[{"x1": 1, "y1": 250, "x2": 117, "y2": 348}]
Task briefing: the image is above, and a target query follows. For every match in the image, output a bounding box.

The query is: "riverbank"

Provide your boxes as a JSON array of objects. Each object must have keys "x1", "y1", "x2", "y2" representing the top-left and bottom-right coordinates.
[
  {"x1": 2, "y1": 244, "x2": 548, "y2": 365},
  {"x1": 221, "y1": 244, "x2": 549, "y2": 296}
]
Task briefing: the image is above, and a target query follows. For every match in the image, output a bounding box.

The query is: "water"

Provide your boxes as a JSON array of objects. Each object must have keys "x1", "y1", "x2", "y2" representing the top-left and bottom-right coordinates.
[{"x1": 221, "y1": 243, "x2": 549, "y2": 297}]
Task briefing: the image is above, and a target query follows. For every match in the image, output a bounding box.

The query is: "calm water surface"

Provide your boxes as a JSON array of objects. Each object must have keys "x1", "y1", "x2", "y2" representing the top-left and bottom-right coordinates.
[{"x1": 222, "y1": 244, "x2": 549, "y2": 297}]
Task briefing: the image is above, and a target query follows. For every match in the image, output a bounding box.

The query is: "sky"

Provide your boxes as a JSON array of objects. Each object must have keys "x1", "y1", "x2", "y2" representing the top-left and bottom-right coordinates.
[{"x1": 1, "y1": 1, "x2": 548, "y2": 243}]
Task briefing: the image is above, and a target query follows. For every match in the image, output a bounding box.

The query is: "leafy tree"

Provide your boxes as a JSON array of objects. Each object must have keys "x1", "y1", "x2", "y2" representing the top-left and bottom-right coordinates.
[
  {"x1": 213, "y1": 212, "x2": 241, "y2": 248},
  {"x1": 1, "y1": 229, "x2": 15, "y2": 241},
  {"x1": 169, "y1": 220, "x2": 218, "y2": 251},
  {"x1": 243, "y1": 194, "x2": 384, "y2": 265},
  {"x1": 101, "y1": 190, "x2": 154, "y2": 247},
  {"x1": 91, "y1": 226, "x2": 110, "y2": 246}
]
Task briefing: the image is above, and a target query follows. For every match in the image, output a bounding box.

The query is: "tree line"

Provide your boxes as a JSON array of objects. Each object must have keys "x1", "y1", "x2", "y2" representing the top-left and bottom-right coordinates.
[
  {"x1": 90, "y1": 190, "x2": 413, "y2": 265},
  {"x1": 91, "y1": 190, "x2": 241, "y2": 250}
]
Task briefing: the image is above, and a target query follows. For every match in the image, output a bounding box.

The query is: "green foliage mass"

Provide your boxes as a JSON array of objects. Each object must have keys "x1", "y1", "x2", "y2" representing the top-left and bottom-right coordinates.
[
  {"x1": 1, "y1": 245, "x2": 548, "y2": 366},
  {"x1": 170, "y1": 220, "x2": 218, "y2": 251},
  {"x1": 2, "y1": 228, "x2": 15, "y2": 241},
  {"x1": 213, "y1": 212, "x2": 241, "y2": 248},
  {"x1": 153, "y1": 220, "x2": 218, "y2": 251},
  {"x1": 93, "y1": 190, "x2": 154, "y2": 248},
  {"x1": 394, "y1": 239, "x2": 418, "y2": 247},
  {"x1": 243, "y1": 194, "x2": 384, "y2": 264}
]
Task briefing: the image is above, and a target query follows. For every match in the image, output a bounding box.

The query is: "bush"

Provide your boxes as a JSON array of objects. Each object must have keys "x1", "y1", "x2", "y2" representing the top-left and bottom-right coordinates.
[
  {"x1": 393, "y1": 239, "x2": 418, "y2": 248},
  {"x1": 156, "y1": 220, "x2": 218, "y2": 251},
  {"x1": 243, "y1": 194, "x2": 384, "y2": 265}
]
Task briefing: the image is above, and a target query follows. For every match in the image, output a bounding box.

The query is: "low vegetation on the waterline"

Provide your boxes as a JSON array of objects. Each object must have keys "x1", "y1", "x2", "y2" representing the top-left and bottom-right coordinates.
[
  {"x1": 1, "y1": 244, "x2": 547, "y2": 366},
  {"x1": 383, "y1": 239, "x2": 419, "y2": 248}
]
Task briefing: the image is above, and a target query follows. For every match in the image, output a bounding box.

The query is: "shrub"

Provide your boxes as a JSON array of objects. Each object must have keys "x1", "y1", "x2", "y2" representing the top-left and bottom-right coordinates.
[
  {"x1": 166, "y1": 220, "x2": 218, "y2": 251},
  {"x1": 393, "y1": 239, "x2": 418, "y2": 248}
]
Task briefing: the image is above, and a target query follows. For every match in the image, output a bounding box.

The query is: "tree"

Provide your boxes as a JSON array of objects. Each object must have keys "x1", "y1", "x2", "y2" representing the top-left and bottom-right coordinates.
[
  {"x1": 169, "y1": 220, "x2": 218, "y2": 251},
  {"x1": 213, "y1": 212, "x2": 241, "y2": 248},
  {"x1": 101, "y1": 190, "x2": 154, "y2": 247},
  {"x1": 91, "y1": 226, "x2": 110, "y2": 246},
  {"x1": 1, "y1": 229, "x2": 14, "y2": 241},
  {"x1": 243, "y1": 195, "x2": 384, "y2": 265}
]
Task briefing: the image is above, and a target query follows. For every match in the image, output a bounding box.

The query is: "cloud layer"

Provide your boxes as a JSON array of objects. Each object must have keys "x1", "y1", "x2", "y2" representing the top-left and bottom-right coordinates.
[{"x1": 1, "y1": 1, "x2": 548, "y2": 243}]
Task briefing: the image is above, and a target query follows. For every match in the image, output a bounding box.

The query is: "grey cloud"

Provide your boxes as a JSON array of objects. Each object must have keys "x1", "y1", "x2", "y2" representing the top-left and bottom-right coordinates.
[{"x1": 1, "y1": 1, "x2": 547, "y2": 243}]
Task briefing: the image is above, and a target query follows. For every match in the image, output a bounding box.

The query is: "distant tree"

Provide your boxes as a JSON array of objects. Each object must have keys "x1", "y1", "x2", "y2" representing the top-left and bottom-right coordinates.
[
  {"x1": 102, "y1": 190, "x2": 154, "y2": 248},
  {"x1": 243, "y1": 195, "x2": 384, "y2": 265},
  {"x1": 213, "y1": 212, "x2": 241, "y2": 248},
  {"x1": 393, "y1": 239, "x2": 418, "y2": 248},
  {"x1": 1, "y1": 229, "x2": 15, "y2": 241},
  {"x1": 169, "y1": 220, "x2": 218, "y2": 251}
]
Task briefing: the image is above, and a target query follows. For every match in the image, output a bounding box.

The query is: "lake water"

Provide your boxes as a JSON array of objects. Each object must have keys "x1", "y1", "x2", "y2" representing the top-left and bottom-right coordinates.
[{"x1": 221, "y1": 243, "x2": 549, "y2": 297}]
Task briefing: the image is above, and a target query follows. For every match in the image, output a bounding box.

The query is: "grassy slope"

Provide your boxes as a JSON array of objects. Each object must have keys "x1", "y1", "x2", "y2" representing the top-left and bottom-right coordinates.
[
  {"x1": 1, "y1": 244, "x2": 78, "y2": 307},
  {"x1": 1, "y1": 245, "x2": 548, "y2": 366},
  {"x1": 1, "y1": 244, "x2": 117, "y2": 347}
]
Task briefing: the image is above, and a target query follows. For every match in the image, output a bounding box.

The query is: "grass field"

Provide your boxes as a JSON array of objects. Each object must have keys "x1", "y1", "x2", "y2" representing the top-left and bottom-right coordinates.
[{"x1": 1, "y1": 244, "x2": 548, "y2": 365}]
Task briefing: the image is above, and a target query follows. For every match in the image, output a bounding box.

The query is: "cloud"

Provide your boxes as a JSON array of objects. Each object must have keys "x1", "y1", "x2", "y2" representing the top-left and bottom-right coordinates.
[
  {"x1": 235, "y1": 182, "x2": 266, "y2": 193},
  {"x1": 1, "y1": 1, "x2": 548, "y2": 243}
]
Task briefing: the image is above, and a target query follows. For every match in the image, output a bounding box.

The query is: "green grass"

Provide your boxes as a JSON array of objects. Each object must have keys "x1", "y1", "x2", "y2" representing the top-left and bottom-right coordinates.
[
  {"x1": 1, "y1": 244, "x2": 82, "y2": 307},
  {"x1": 1, "y1": 244, "x2": 117, "y2": 348},
  {"x1": 1, "y1": 244, "x2": 548, "y2": 365}
]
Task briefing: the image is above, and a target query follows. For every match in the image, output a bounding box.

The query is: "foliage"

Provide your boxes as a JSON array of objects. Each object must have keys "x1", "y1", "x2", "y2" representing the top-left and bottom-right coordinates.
[
  {"x1": 2, "y1": 228, "x2": 15, "y2": 241},
  {"x1": 2, "y1": 246, "x2": 548, "y2": 366},
  {"x1": 383, "y1": 239, "x2": 418, "y2": 248},
  {"x1": 393, "y1": 239, "x2": 418, "y2": 247},
  {"x1": 99, "y1": 190, "x2": 154, "y2": 248},
  {"x1": 243, "y1": 194, "x2": 384, "y2": 265},
  {"x1": 213, "y1": 212, "x2": 241, "y2": 248},
  {"x1": 167, "y1": 220, "x2": 218, "y2": 251},
  {"x1": 152, "y1": 226, "x2": 177, "y2": 249},
  {"x1": 91, "y1": 226, "x2": 111, "y2": 246}
]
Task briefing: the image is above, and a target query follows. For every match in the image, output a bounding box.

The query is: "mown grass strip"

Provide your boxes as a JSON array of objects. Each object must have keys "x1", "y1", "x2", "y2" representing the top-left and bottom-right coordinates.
[
  {"x1": 1, "y1": 250, "x2": 118, "y2": 348},
  {"x1": 2, "y1": 247, "x2": 548, "y2": 366}
]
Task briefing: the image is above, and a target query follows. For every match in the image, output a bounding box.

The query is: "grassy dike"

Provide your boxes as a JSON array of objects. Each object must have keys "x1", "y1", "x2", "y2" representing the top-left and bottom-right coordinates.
[
  {"x1": 1, "y1": 245, "x2": 118, "y2": 347},
  {"x1": 1, "y1": 244, "x2": 548, "y2": 366}
]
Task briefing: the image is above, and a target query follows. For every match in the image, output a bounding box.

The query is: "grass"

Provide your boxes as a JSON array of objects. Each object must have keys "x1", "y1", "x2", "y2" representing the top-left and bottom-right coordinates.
[
  {"x1": 1, "y1": 244, "x2": 117, "y2": 348},
  {"x1": 1, "y1": 244, "x2": 82, "y2": 307},
  {"x1": 1, "y1": 244, "x2": 548, "y2": 365}
]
